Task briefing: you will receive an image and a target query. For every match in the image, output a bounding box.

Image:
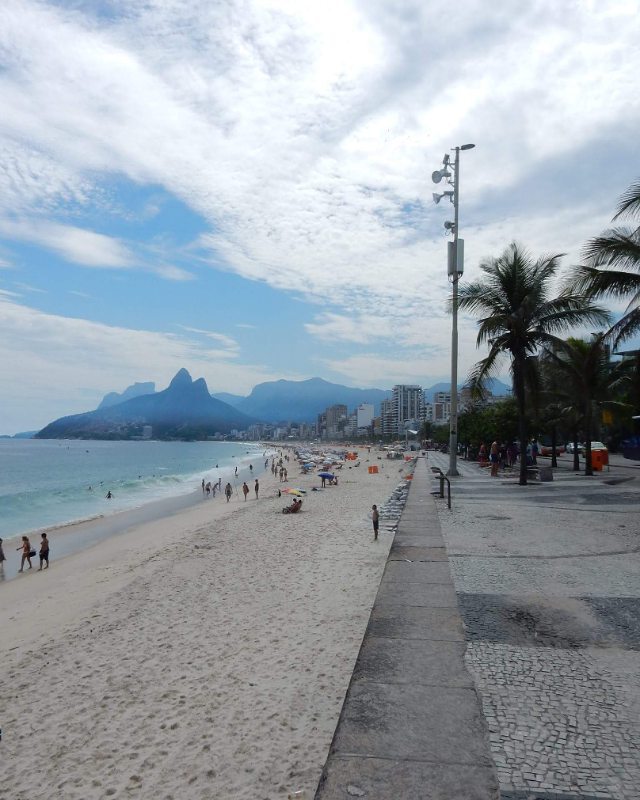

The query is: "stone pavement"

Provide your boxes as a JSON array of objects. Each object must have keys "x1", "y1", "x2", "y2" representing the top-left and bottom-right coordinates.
[
  {"x1": 316, "y1": 452, "x2": 640, "y2": 799},
  {"x1": 314, "y1": 458, "x2": 499, "y2": 799},
  {"x1": 427, "y1": 450, "x2": 640, "y2": 800}
]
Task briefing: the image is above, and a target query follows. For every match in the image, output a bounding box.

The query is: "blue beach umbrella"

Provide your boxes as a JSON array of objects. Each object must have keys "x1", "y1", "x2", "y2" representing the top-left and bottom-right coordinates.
[{"x1": 318, "y1": 472, "x2": 334, "y2": 479}]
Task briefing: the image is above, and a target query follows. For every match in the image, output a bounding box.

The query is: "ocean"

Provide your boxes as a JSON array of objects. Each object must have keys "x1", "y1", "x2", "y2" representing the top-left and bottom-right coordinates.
[{"x1": 0, "y1": 438, "x2": 269, "y2": 544}]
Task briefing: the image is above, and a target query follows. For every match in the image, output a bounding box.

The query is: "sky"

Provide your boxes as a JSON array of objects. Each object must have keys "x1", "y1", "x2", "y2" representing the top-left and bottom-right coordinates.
[{"x1": 0, "y1": 0, "x2": 639, "y2": 433}]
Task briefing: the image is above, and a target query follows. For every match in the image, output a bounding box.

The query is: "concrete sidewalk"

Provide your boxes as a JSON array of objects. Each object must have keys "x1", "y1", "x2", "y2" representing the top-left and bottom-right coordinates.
[{"x1": 315, "y1": 457, "x2": 499, "y2": 799}]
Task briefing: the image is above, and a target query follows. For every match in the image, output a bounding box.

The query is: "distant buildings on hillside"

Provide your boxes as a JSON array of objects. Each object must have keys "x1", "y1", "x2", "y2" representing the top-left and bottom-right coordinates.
[{"x1": 229, "y1": 382, "x2": 509, "y2": 442}]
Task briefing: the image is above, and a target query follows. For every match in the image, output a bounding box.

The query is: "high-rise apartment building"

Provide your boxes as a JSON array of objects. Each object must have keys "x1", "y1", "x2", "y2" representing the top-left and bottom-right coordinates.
[
  {"x1": 391, "y1": 384, "x2": 423, "y2": 436},
  {"x1": 325, "y1": 404, "x2": 348, "y2": 439},
  {"x1": 356, "y1": 403, "x2": 374, "y2": 429},
  {"x1": 380, "y1": 398, "x2": 394, "y2": 438}
]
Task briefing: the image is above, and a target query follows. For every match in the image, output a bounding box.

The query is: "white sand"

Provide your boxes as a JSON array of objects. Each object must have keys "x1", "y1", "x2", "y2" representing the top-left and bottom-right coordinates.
[{"x1": 0, "y1": 450, "x2": 401, "y2": 799}]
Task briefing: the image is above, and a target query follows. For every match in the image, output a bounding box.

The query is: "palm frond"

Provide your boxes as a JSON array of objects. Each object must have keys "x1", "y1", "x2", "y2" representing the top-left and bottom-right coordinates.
[
  {"x1": 569, "y1": 264, "x2": 640, "y2": 300},
  {"x1": 583, "y1": 230, "x2": 640, "y2": 272},
  {"x1": 612, "y1": 178, "x2": 640, "y2": 221}
]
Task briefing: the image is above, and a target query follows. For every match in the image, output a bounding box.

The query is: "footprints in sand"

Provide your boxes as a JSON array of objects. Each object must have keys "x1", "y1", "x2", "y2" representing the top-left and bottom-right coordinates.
[{"x1": 3, "y1": 476, "x2": 389, "y2": 799}]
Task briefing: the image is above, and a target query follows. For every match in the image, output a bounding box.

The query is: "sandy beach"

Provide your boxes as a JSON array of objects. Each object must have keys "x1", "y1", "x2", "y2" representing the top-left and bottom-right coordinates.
[{"x1": 0, "y1": 448, "x2": 404, "y2": 800}]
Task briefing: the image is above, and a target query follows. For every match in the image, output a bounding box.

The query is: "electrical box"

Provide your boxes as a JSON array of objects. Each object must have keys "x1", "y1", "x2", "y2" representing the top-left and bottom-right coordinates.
[{"x1": 448, "y1": 239, "x2": 464, "y2": 277}]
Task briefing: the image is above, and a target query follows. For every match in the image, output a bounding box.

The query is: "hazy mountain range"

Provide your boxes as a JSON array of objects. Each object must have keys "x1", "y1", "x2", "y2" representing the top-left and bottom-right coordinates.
[{"x1": 32, "y1": 371, "x2": 511, "y2": 439}]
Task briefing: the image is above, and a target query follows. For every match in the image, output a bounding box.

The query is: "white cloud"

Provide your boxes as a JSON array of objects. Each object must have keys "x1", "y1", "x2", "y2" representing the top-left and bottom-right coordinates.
[
  {"x1": 0, "y1": 0, "x2": 637, "y2": 423},
  {"x1": 1, "y1": 0, "x2": 637, "y2": 314},
  {"x1": 305, "y1": 312, "x2": 393, "y2": 344},
  {"x1": 0, "y1": 219, "x2": 133, "y2": 268},
  {"x1": 178, "y1": 326, "x2": 241, "y2": 355}
]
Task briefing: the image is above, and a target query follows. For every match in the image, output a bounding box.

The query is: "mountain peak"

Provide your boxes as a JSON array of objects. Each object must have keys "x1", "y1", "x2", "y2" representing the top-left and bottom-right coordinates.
[{"x1": 169, "y1": 368, "x2": 193, "y2": 388}]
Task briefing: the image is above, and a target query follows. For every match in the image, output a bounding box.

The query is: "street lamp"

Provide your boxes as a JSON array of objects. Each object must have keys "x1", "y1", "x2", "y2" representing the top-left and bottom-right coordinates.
[{"x1": 433, "y1": 143, "x2": 475, "y2": 476}]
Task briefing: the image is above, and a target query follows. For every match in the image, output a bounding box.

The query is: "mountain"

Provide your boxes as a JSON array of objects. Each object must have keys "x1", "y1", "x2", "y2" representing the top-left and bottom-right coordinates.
[
  {"x1": 36, "y1": 369, "x2": 255, "y2": 440},
  {"x1": 226, "y1": 377, "x2": 390, "y2": 423},
  {"x1": 98, "y1": 381, "x2": 156, "y2": 409},
  {"x1": 424, "y1": 378, "x2": 511, "y2": 402},
  {"x1": 212, "y1": 391, "x2": 246, "y2": 407}
]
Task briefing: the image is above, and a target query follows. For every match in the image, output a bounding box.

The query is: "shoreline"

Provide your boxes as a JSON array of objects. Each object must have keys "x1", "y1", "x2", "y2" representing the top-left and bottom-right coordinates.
[
  {"x1": 0, "y1": 448, "x2": 275, "y2": 581},
  {"x1": 0, "y1": 438, "x2": 272, "y2": 545},
  {"x1": 0, "y1": 446, "x2": 400, "y2": 798}
]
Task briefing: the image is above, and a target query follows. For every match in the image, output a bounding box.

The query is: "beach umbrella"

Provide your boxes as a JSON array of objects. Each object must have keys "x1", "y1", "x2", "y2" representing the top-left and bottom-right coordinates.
[{"x1": 318, "y1": 472, "x2": 334, "y2": 479}]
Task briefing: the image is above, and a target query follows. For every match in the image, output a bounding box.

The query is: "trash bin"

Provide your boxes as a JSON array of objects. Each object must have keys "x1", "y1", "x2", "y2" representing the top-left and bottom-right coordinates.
[
  {"x1": 591, "y1": 450, "x2": 604, "y2": 471},
  {"x1": 538, "y1": 466, "x2": 553, "y2": 481}
]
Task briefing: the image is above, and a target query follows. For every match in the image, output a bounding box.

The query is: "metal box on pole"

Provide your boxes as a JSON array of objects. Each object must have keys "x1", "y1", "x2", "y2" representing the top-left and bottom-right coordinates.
[{"x1": 448, "y1": 239, "x2": 464, "y2": 277}]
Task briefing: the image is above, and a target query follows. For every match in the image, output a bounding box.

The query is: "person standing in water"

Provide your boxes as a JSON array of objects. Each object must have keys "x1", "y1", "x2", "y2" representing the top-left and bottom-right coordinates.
[{"x1": 39, "y1": 533, "x2": 50, "y2": 570}]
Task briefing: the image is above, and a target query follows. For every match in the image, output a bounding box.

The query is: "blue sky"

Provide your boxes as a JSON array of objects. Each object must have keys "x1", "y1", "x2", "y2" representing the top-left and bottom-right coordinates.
[{"x1": 0, "y1": 0, "x2": 639, "y2": 433}]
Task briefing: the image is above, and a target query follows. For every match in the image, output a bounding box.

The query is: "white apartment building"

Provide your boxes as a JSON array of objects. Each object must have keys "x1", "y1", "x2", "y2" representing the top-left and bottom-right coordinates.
[
  {"x1": 391, "y1": 384, "x2": 423, "y2": 436},
  {"x1": 356, "y1": 403, "x2": 374, "y2": 429}
]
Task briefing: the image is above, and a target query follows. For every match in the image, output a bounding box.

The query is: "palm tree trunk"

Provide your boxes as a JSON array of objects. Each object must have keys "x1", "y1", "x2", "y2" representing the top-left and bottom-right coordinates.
[
  {"x1": 572, "y1": 429, "x2": 580, "y2": 471},
  {"x1": 551, "y1": 425, "x2": 558, "y2": 468},
  {"x1": 513, "y1": 354, "x2": 528, "y2": 485}
]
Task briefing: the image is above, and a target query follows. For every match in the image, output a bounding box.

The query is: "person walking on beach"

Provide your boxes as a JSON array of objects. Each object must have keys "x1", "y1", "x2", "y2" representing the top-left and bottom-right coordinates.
[
  {"x1": 371, "y1": 505, "x2": 379, "y2": 540},
  {"x1": 39, "y1": 533, "x2": 50, "y2": 570},
  {"x1": 254, "y1": 479, "x2": 259, "y2": 499},
  {"x1": 17, "y1": 535, "x2": 33, "y2": 571},
  {"x1": 0, "y1": 538, "x2": 5, "y2": 574},
  {"x1": 242, "y1": 481, "x2": 249, "y2": 501},
  {"x1": 225, "y1": 482, "x2": 232, "y2": 502}
]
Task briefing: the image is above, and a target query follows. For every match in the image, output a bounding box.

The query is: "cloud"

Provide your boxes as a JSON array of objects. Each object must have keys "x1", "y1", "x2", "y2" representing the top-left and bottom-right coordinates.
[
  {"x1": 178, "y1": 326, "x2": 241, "y2": 355},
  {"x1": 0, "y1": 0, "x2": 637, "y2": 426},
  {"x1": 1, "y1": 219, "x2": 133, "y2": 268},
  {"x1": 305, "y1": 312, "x2": 393, "y2": 344},
  {"x1": 2, "y1": 0, "x2": 637, "y2": 318}
]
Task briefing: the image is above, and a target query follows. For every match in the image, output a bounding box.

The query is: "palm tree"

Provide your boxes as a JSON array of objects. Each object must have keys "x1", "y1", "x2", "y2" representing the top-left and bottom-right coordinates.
[
  {"x1": 457, "y1": 243, "x2": 609, "y2": 485},
  {"x1": 542, "y1": 335, "x2": 629, "y2": 476},
  {"x1": 572, "y1": 179, "x2": 640, "y2": 344}
]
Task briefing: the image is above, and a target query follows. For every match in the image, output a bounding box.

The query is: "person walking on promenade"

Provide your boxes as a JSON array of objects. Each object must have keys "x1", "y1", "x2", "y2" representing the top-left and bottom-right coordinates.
[
  {"x1": 371, "y1": 505, "x2": 379, "y2": 540},
  {"x1": 39, "y1": 533, "x2": 50, "y2": 570},
  {"x1": 242, "y1": 482, "x2": 249, "y2": 501},
  {"x1": 17, "y1": 535, "x2": 33, "y2": 571},
  {"x1": 254, "y1": 479, "x2": 259, "y2": 499},
  {"x1": 225, "y1": 482, "x2": 233, "y2": 502},
  {"x1": 490, "y1": 441, "x2": 500, "y2": 477}
]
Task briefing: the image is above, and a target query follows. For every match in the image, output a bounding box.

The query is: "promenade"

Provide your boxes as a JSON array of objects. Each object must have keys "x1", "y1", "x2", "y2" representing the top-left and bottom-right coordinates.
[{"x1": 317, "y1": 451, "x2": 640, "y2": 799}]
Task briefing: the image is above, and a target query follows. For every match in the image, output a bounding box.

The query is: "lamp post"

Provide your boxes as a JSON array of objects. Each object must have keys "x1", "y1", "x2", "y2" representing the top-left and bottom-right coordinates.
[{"x1": 432, "y1": 143, "x2": 475, "y2": 476}]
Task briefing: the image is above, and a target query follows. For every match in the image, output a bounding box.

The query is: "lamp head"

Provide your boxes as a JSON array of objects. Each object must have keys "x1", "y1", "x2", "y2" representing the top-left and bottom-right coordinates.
[{"x1": 460, "y1": 143, "x2": 475, "y2": 151}]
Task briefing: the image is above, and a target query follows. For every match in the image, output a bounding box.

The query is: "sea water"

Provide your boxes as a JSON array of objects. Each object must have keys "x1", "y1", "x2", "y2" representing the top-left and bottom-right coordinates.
[{"x1": 0, "y1": 438, "x2": 268, "y2": 542}]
